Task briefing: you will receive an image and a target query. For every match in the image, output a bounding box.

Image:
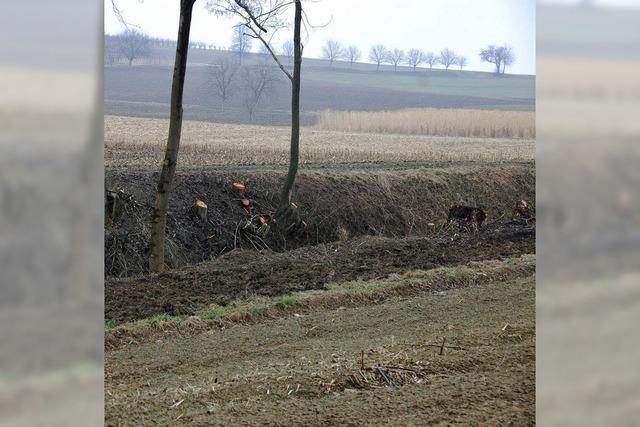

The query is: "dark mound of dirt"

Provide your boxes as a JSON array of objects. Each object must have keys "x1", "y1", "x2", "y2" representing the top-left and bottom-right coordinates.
[
  {"x1": 105, "y1": 221, "x2": 534, "y2": 323},
  {"x1": 105, "y1": 163, "x2": 535, "y2": 278}
]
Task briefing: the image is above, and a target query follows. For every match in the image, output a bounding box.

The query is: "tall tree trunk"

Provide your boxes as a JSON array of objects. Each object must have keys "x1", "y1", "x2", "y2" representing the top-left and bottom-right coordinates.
[
  {"x1": 148, "y1": 0, "x2": 196, "y2": 273},
  {"x1": 277, "y1": 0, "x2": 302, "y2": 216}
]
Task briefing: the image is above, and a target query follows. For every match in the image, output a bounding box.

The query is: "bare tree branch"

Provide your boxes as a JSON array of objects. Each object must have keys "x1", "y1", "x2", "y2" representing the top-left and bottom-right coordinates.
[
  {"x1": 110, "y1": 0, "x2": 140, "y2": 30},
  {"x1": 243, "y1": 27, "x2": 293, "y2": 81},
  {"x1": 211, "y1": 0, "x2": 295, "y2": 81},
  {"x1": 234, "y1": 0, "x2": 269, "y2": 32}
]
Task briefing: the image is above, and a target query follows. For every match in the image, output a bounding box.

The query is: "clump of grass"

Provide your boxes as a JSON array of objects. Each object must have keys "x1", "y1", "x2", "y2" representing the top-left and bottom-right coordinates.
[
  {"x1": 105, "y1": 319, "x2": 117, "y2": 330},
  {"x1": 317, "y1": 108, "x2": 535, "y2": 138},
  {"x1": 136, "y1": 313, "x2": 176, "y2": 328},
  {"x1": 275, "y1": 296, "x2": 296, "y2": 310},
  {"x1": 200, "y1": 306, "x2": 229, "y2": 321},
  {"x1": 248, "y1": 306, "x2": 269, "y2": 317}
]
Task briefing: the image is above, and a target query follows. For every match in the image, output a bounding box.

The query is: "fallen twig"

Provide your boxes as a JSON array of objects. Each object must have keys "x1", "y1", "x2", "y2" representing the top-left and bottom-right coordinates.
[
  {"x1": 425, "y1": 343, "x2": 467, "y2": 351},
  {"x1": 376, "y1": 366, "x2": 395, "y2": 388},
  {"x1": 233, "y1": 221, "x2": 241, "y2": 249},
  {"x1": 379, "y1": 365, "x2": 420, "y2": 374},
  {"x1": 170, "y1": 399, "x2": 185, "y2": 409}
]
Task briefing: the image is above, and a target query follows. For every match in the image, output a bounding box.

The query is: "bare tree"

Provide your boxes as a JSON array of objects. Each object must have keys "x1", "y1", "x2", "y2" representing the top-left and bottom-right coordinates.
[
  {"x1": 149, "y1": 0, "x2": 197, "y2": 273},
  {"x1": 208, "y1": 57, "x2": 239, "y2": 111},
  {"x1": 501, "y1": 46, "x2": 515, "y2": 74},
  {"x1": 208, "y1": 0, "x2": 305, "y2": 219},
  {"x1": 424, "y1": 51, "x2": 437, "y2": 70},
  {"x1": 322, "y1": 39, "x2": 343, "y2": 66},
  {"x1": 479, "y1": 45, "x2": 502, "y2": 74},
  {"x1": 281, "y1": 39, "x2": 294, "y2": 65},
  {"x1": 241, "y1": 63, "x2": 279, "y2": 120},
  {"x1": 118, "y1": 28, "x2": 151, "y2": 66},
  {"x1": 230, "y1": 24, "x2": 252, "y2": 63},
  {"x1": 387, "y1": 48, "x2": 405, "y2": 72},
  {"x1": 438, "y1": 48, "x2": 457, "y2": 71},
  {"x1": 406, "y1": 48, "x2": 424, "y2": 72},
  {"x1": 345, "y1": 45, "x2": 361, "y2": 68},
  {"x1": 480, "y1": 44, "x2": 515, "y2": 74},
  {"x1": 369, "y1": 44, "x2": 387, "y2": 71},
  {"x1": 455, "y1": 55, "x2": 468, "y2": 71}
]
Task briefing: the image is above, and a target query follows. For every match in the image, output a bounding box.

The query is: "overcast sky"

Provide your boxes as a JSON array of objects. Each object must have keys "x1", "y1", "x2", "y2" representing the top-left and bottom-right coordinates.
[{"x1": 106, "y1": 0, "x2": 536, "y2": 75}]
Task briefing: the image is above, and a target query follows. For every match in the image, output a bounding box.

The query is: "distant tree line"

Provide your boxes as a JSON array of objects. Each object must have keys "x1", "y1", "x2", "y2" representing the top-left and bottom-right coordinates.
[
  {"x1": 318, "y1": 40, "x2": 515, "y2": 74},
  {"x1": 106, "y1": 27, "x2": 517, "y2": 75},
  {"x1": 105, "y1": 29, "x2": 226, "y2": 66}
]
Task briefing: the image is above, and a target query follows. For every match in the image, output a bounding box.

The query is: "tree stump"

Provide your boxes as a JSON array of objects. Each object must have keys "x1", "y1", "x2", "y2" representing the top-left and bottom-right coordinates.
[
  {"x1": 105, "y1": 190, "x2": 121, "y2": 221},
  {"x1": 195, "y1": 200, "x2": 208, "y2": 221}
]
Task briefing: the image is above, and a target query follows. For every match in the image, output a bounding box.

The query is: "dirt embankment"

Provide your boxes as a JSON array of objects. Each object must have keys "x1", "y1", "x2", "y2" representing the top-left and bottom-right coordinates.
[
  {"x1": 105, "y1": 162, "x2": 535, "y2": 278},
  {"x1": 105, "y1": 221, "x2": 534, "y2": 323}
]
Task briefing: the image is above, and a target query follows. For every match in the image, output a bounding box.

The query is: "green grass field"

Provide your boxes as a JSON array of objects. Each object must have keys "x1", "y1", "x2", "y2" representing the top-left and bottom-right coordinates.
[{"x1": 305, "y1": 68, "x2": 535, "y2": 101}]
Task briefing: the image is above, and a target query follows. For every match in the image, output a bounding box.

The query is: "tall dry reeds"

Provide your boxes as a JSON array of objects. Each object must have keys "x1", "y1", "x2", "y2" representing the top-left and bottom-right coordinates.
[{"x1": 317, "y1": 108, "x2": 535, "y2": 138}]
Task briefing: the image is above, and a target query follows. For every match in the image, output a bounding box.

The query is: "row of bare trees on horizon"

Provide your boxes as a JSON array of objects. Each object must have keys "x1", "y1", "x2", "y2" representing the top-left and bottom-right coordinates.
[
  {"x1": 106, "y1": 27, "x2": 515, "y2": 75},
  {"x1": 324, "y1": 40, "x2": 515, "y2": 74}
]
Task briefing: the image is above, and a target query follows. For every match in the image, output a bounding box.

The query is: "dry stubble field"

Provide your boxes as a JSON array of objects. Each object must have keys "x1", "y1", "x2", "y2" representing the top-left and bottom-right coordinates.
[{"x1": 105, "y1": 115, "x2": 535, "y2": 168}]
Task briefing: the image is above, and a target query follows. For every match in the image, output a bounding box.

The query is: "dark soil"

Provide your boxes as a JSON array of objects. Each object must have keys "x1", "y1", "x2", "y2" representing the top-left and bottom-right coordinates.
[
  {"x1": 104, "y1": 163, "x2": 535, "y2": 278},
  {"x1": 105, "y1": 220, "x2": 534, "y2": 323}
]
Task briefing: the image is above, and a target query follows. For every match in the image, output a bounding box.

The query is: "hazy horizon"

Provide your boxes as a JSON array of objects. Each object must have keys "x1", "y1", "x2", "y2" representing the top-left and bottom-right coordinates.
[{"x1": 105, "y1": 0, "x2": 536, "y2": 75}]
